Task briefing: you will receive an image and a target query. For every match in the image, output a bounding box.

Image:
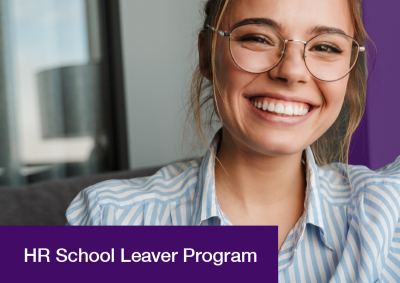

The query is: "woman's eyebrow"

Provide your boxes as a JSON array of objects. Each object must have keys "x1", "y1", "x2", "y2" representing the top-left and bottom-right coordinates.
[
  {"x1": 309, "y1": 25, "x2": 347, "y2": 35},
  {"x1": 231, "y1": 18, "x2": 283, "y2": 31},
  {"x1": 231, "y1": 18, "x2": 347, "y2": 36}
]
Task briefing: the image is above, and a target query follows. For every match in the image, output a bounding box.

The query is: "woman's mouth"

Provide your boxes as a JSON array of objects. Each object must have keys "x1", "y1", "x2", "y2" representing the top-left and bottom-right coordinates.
[
  {"x1": 245, "y1": 95, "x2": 318, "y2": 125},
  {"x1": 249, "y1": 97, "x2": 313, "y2": 117}
]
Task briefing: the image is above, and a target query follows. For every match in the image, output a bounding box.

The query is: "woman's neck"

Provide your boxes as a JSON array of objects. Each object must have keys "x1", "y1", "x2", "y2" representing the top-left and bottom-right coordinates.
[{"x1": 214, "y1": 128, "x2": 306, "y2": 227}]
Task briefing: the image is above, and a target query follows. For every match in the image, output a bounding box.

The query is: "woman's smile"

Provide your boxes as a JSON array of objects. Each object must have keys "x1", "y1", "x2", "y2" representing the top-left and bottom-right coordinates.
[
  {"x1": 243, "y1": 91, "x2": 321, "y2": 125},
  {"x1": 250, "y1": 97, "x2": 311, "y2": 117},
  {"x1": 245, "y1": 96, "x2": 318, "y2": 126}
]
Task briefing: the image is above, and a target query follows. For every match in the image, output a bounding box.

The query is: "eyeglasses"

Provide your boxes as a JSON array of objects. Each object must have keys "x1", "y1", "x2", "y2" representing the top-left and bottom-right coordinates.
[{"x1": 206, "y1": 24, "x2": 365, "y2": 82}]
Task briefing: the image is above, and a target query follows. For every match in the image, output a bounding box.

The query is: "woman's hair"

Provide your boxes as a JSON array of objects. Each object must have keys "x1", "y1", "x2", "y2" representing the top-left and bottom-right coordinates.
[{"x1": 184, "y1": 0, "x2": 375, "y2": 167}]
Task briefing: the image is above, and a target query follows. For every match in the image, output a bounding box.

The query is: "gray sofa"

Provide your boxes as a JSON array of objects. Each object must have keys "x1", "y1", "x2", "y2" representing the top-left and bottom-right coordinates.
[{"x1": 0, "y1": 165, "x2": 163, "y2": 225}]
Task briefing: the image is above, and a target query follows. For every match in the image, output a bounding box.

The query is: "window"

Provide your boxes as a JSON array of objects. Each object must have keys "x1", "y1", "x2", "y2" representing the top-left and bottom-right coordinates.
[{"x1": 0, "y1": 0, "x2": 128, "y2": 186}]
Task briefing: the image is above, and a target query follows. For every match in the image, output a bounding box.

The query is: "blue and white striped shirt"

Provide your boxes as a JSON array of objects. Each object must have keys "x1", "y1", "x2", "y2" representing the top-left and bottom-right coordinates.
[{"x1": 66, "y1": 129, "x2": 400, "y2": 282}]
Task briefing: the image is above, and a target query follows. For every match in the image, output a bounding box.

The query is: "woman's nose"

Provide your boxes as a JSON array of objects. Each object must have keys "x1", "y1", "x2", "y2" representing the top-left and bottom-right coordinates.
[{"x1": 268, "y1": 41, "x2": 310, "y2": 85}]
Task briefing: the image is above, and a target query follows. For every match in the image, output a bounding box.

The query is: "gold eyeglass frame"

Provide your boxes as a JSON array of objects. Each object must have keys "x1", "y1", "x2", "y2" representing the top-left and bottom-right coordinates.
[{"x1": 206, "y1": 23, "x2": 366, "y2": 82}]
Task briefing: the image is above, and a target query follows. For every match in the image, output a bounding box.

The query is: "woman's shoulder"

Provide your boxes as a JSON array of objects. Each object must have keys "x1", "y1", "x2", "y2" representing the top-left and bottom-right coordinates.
[
  {"x1": 318, "y1": 155, "x2": 400, "y2": 229},
  {"x1": 317, "y1": 155, "x2": 400, "y2": 224},
  {"x1": 66, "y1": 157, "x2": 203, "y2": 225},
  {"x1": 318, "y1": 156, "x2": 400, "y2": 261},
  {"x1": 318, "y1": 154, "x2": 400, "y2": 197},
  {"x1": 347, "y1": 155, "x2": 400, "y2": 222}
]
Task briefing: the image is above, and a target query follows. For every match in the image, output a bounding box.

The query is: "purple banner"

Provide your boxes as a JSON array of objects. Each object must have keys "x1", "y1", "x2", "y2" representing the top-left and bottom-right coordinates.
[
  {"x1": 349, "y1": 0, "x2": 400, "y2": 169},
  {"x1": 0, "y1": 226, "x2": 278, "y2": 282}
]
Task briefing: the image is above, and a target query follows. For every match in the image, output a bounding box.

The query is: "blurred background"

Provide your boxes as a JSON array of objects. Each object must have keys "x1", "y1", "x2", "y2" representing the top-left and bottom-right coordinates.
[
  {"x1": 0, "y1": 0, "x2": 398, "y2": 199},
  {"x1": 0, "y1": 0, "x2": 212, "y2": 189}
]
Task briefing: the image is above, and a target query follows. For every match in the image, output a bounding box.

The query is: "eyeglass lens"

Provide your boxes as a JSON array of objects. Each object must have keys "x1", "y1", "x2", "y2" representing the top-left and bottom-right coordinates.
[{"x1": 229, "y1": 24, "x2": 360, "y2": 81}]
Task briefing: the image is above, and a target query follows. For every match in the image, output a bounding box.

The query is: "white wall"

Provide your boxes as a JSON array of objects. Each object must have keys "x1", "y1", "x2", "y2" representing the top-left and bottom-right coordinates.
[{"x1": 120, "y1": 0, "x2": 213, "y2": 169}]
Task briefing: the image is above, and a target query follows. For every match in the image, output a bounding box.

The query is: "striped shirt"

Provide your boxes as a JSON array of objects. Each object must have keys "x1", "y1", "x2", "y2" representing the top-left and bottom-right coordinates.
[{"x1": 66, "y1": 128, "x2": 400, "y2": 282}]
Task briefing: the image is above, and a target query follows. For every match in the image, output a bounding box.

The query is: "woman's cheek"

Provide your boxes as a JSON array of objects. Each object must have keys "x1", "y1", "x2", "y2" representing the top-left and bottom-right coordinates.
[
  {"x1": 318, "y1": 80, "x2": 348, "y2": 115},
  {"x1": 215, "y1": 52, "x2": 238, "y2": 93}
]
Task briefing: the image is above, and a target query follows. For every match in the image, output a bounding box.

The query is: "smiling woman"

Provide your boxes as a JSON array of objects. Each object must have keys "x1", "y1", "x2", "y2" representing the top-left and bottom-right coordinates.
[
  {"x1": 66, "y1": 0, "x2": 400, "y2": 282},
  {"x1": 195, "y1": 0, "x2": 368, "y2": 166}
]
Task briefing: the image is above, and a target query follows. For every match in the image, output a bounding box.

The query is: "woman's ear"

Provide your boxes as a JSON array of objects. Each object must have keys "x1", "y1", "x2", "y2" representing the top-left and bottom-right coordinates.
[{"x1": 198, "y1": 31, "x2": 213, "y2": 82}]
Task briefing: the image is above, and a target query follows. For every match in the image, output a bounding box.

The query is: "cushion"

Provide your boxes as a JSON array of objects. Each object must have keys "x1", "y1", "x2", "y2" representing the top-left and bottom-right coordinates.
[{"x1": 0, "y1": 166, "x2": 162, "y2": 225}]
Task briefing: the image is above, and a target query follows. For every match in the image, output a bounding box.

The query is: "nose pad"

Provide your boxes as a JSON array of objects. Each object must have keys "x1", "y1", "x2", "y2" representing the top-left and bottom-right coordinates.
[{"x1": 280, "y1": 40, "x2": 308, "y2": 59}]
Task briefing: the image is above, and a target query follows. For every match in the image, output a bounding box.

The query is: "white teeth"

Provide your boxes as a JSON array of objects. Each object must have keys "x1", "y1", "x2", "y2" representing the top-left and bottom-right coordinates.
[
  {"x1": 267, "y1": 103, "x2": 275, "y2": 112},
  {"x1": 250, "y1": 98, "x2": 310, "y2": 116},
  {"x1": 284, "y1": 105, "x2": 294, "y2": 116},
  {"x1": 275, "y1": 103, "x2": 284, "y2": 114},
  {"x1": 293, "y1": 105, "x2": 299, "y2": 116},
  {"x1": 262, "y1": 100, "x2": 268, "y2": 111}
]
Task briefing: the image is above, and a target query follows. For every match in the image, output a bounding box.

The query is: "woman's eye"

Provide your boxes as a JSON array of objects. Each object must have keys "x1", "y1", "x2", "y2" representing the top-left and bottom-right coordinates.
[
  {"x1": 239, "y1": 35, "x2": 272, "y2": 45},
  {"x1": 312, "y1": 44, "x2": 342, "y2": 54}
]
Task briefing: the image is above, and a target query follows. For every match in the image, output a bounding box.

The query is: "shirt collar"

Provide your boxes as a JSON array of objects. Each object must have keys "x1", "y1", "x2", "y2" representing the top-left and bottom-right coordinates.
[
  {"x1": 191, "y1": 128, "x2": 225, "y2": 226},
  {"x1": 191, "y1": 127, "x2": 335, "y2": 251},
  {"x1": 302, "y1": 147, "x2": 335, "y2": 250}
]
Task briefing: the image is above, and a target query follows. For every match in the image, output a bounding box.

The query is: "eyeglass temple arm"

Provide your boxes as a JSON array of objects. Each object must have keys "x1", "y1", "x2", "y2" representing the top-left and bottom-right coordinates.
[{"x1": 206, "y1": 24, "x2": 230, "y2": 37}]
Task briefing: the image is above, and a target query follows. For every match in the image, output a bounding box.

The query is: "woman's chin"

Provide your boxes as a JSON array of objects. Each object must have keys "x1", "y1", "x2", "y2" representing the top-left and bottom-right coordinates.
[{"x1": 245, "y1": 136, "x2": 307, "y2": 157}]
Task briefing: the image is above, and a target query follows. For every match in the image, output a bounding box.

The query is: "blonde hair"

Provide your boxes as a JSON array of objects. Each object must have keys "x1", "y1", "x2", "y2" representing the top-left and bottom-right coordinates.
[{"x1": 183, "y1": 0, "x2": 375, "y2": 168}]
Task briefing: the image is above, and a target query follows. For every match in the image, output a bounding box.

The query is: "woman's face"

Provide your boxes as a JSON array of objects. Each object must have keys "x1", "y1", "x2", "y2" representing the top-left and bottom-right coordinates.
[{"x1": 212, "y1": 0, "x2": 354, "y2": 156}]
